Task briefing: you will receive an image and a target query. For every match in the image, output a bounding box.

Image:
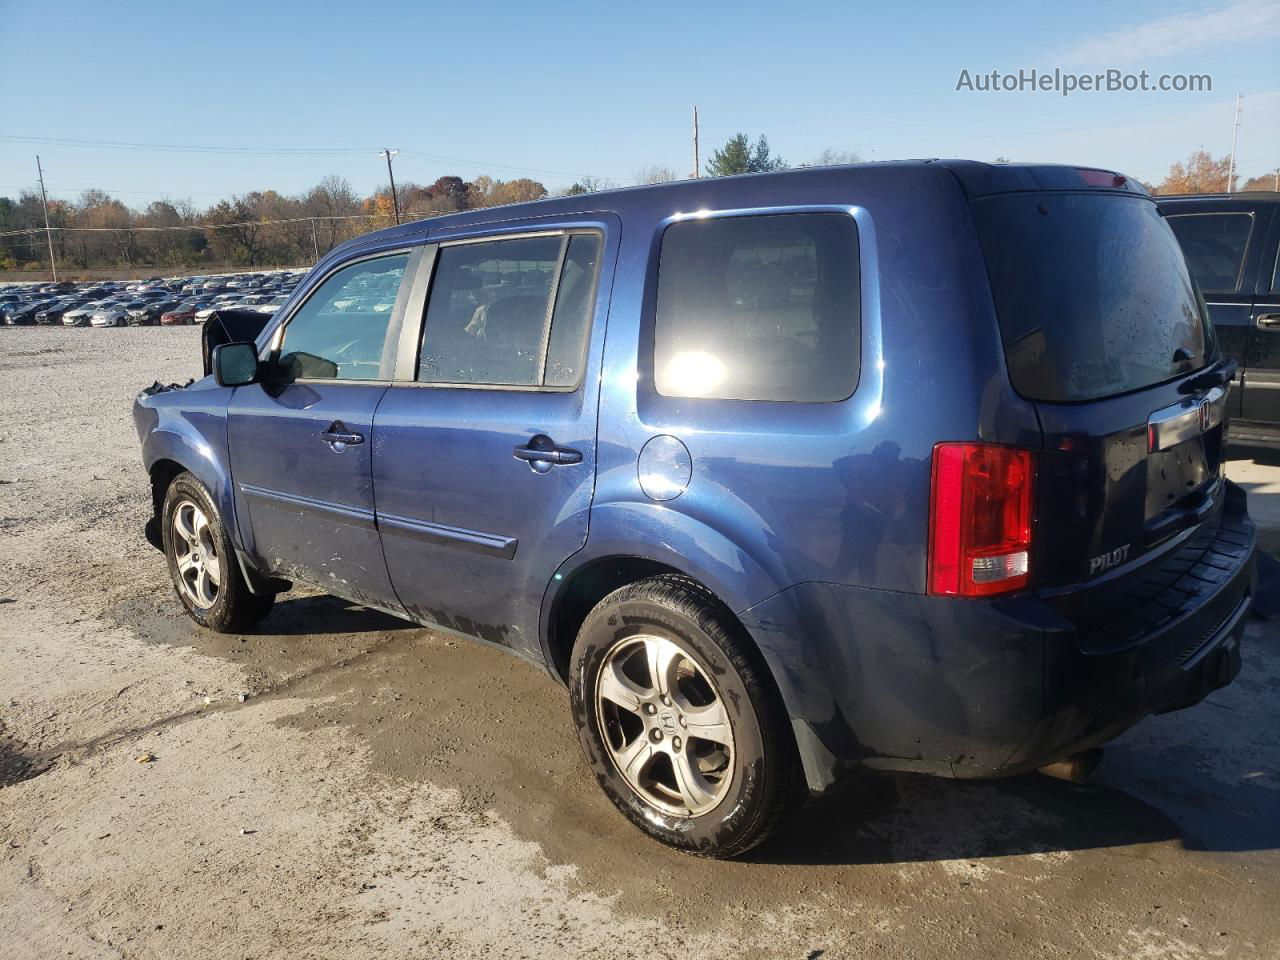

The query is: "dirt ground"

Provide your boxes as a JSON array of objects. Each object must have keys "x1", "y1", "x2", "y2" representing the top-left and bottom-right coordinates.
[{"x1": 1, "y1": 326, "x2": 1278, "y2": 960}]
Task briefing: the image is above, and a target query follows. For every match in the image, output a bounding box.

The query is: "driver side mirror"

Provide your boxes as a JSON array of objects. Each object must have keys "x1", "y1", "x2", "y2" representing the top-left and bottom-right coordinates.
[{"x1": 212, "y1": 342, "x2": 260, "y2": 387}]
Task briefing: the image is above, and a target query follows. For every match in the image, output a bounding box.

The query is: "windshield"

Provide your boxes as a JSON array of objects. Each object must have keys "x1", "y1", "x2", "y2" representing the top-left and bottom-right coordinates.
[{"x1": 972, "y1": 192, "x2": 1212, "y2": 403}]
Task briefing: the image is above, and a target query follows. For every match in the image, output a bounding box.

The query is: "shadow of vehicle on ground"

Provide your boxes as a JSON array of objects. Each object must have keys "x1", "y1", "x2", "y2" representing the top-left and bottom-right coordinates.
[
  {"x1": 753, "y1": 770, "x2": 1186, "y2": 866},
  {"x1": 255, "y1": 594, "x2": 414, "y2": 636},
  {"x1": 124, "y1": 555, "x2": 1279, "y2": 869},
  {"x1": 247, "y1": 604, "x2": 1280, "y2": 870}
]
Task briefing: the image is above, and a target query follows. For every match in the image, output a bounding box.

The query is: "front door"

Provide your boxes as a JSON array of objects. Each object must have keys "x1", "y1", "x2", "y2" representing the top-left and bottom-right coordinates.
[
  {"x1": 228, "y1": 248, "x2": 418, "y2": 610},
  {"x1": 372, "y1": 223, "x2": 616, "y2": 659}
]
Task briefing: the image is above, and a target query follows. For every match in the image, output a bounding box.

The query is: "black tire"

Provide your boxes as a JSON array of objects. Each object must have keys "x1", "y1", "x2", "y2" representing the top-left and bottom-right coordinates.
[
  {"x1": 569, "y1": 575, "x2": 804, "y2": 858},
  {"x1": 161, "y1": 472, "x2": 275, "y2": 632}
]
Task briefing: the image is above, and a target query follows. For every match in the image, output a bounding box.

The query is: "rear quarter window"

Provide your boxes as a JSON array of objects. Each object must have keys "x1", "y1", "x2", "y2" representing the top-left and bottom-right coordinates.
[{"x1": 653, "y1": 213, "x2": 860, "y2": 402}]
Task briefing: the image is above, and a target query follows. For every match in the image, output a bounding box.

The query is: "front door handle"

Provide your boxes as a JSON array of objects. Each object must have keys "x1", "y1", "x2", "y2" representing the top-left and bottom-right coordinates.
[
  {"x1": 321, "y1": 421, "x2": 365, "y2": 449},
  {"x1": 513, "y1": 434, "x2": 583, "y2": 473},
  {"x1": 1257, "y1": 312, "x2": 1280, "y2": 328}
]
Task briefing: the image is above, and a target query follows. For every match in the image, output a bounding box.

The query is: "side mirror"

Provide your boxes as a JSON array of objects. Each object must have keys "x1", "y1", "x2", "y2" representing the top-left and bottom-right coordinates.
[{"x1": 213, "y1": 342, "x2": 260, "y2": 387}]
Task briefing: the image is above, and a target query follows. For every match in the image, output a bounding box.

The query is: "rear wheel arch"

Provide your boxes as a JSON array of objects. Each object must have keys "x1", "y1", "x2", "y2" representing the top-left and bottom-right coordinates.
[
  {"x1": 543, "y1": 557, "x2": 792, "y2": 718},
  {"x1": 545, "y1": 556, "x2": 684, "y2": 683}
]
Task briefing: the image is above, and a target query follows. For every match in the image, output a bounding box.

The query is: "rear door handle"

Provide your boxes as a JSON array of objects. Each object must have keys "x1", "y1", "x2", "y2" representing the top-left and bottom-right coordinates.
[
  {"x1": 513, "y1": 435, "x2": 582, "y2": 472},
  {"x1": 321, "y1": 421, "x2": 364, "y2": 449},
  {"x1": 1257, "y1": 313, "x2": 1280, "y2": 328}
]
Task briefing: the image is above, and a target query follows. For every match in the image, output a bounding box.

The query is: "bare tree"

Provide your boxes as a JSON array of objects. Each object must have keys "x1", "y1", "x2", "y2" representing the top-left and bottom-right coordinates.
[
  {"x1": 304, "y1": 175, "x2": 361, "y2": 251},
  {"x1": 564, "y1": 174, "x2": 617, "y2": 196},
  {"x1": 635, "y1": 166, "x2": 680, "y2": 184},
  {"x1": 810, "y1": 149, "x2": 863, "y2": 167}
]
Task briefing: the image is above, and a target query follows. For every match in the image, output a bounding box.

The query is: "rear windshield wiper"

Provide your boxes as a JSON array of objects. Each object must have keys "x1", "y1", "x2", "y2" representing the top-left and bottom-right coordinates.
[{"x1": 1179, "y1": 357, "x2": 1237, "y2": 394}]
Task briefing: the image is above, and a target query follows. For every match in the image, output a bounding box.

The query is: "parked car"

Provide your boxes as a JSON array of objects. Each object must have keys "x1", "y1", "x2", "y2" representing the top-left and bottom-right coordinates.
[
  {"x1": 36, "y1": 298, "x2": 91, "y2": 325},
  {"x1": 1158, "y1": 192, "x2": 1280, "y2": 449},
  {"x1": 3, "y1": 298, "x2": 54, "y2": 325},
  {"x1": 135, "y1": 162, "x2": 1257, "y2": 857},
  {"x1": 63, "y1": 300, "x2": 106, "y2": 326},
  {"x1": 90, "y1": 303, "x2": 130, "y2": 327},
  {"x1": 160, "y1": 300, "x2": 213, "y2": 325},
  {"x1": 254, "y1": 294, "x2": 290, "y2": 315},
  {"x1": 127, "y1": 298, "x2": 181, "y2": 326}
]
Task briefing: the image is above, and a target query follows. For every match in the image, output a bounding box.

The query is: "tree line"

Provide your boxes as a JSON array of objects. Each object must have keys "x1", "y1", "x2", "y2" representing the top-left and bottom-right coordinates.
[
  {"x1": 0, "y1": 173, "x2": 567, "y2": 273},
  {"x1": 1, "y1": 134, "x2": 1273, "y2": 274}
]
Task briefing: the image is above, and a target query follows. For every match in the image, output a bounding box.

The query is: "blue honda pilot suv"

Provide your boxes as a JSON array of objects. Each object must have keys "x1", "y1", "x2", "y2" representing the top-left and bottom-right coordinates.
[{"x1": 135, "y1": 161, "x2": 1257, "y2": 858}]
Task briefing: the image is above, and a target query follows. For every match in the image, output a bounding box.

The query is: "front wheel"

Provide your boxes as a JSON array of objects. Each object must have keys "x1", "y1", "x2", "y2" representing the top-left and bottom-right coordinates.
[
  {"x1": 161, "y1": 472, "x2": 275, "y2": 632},
  {"x1": 569, "y1": 575, "x2": 804, "y2": 858}
]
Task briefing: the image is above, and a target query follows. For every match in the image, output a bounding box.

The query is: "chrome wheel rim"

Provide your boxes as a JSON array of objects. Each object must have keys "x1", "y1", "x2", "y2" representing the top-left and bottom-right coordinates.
[
  {"x1": 171, "y1": 499, "x2": 221, "y2": 610},
  {"x1": 594, "y1": 634, "x2": 735, "y2": 818}
]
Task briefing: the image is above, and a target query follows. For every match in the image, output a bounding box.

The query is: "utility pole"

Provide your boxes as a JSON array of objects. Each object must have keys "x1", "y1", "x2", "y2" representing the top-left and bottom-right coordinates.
[
  {"x1": 310, "y1": 218, "x2": 320, "y2": 262},
  {"x1": 35, "y1": 155, "x2": 57, "y2": 282},
  {"x1": 1226, "y1": 93, "x2": 1241, "y2": 193},
  {"x1": 379, "y1": 148, "x2": 401, "y2": 225},
  {"x1": 692, "y1": 106, "x2": 700, "y2": 179}
]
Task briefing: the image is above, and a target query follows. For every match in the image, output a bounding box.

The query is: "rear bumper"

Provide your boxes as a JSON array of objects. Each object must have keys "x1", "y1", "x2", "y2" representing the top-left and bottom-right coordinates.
[{"x1": 741, "y1": 482, "x2": 1257, "y2": 792}]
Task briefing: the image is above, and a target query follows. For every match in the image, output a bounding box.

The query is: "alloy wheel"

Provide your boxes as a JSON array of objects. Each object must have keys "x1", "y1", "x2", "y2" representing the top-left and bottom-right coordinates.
[
  {"x1": 594, "y1": 634, "x2": 735, "y2": 817},
  {"x1": 171, "y1": 499, "x2": 221, "y2": 609}
]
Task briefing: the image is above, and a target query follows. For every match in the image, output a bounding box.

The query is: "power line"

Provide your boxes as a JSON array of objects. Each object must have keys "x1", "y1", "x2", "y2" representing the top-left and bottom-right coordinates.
[
  {"x1": 0, "y1": 135, "x2": 375, "y2": 155},
  {"x1": 0, "y1": 211, "x2": 445, "y2": 240},
  {"x1": 699, "y1": 81, "x2": 1280, "y2": 135},
  {"x1": 0, "y1": 134, "x2": 636, "y2": 184}
]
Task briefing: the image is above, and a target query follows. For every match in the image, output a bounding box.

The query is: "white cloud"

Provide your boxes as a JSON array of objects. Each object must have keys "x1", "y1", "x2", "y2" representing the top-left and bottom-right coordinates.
[{"x1": 1058, "y1": 0, "x2": 1280, "y2": 66}]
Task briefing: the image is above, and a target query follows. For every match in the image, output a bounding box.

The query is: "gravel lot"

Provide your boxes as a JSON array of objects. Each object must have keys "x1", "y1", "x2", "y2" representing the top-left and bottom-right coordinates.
[{"x1": 1, "y1": 326, "x2": 1278, "y2": 959}]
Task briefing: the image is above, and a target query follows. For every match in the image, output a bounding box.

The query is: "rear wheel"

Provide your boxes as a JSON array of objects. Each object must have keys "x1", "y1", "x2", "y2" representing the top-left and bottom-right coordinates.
[
  {"x1": 161, "y1": 472, "x2": 275, "y2": 632},
  {"x1": 569, "y1": 575, "x2": 804, "y2": 858}
]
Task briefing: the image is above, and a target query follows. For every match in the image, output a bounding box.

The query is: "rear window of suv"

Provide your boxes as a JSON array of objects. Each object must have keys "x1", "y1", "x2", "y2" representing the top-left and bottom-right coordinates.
[{"x1": 972, "y1": 192, "x2": 1211, "y2": 404}]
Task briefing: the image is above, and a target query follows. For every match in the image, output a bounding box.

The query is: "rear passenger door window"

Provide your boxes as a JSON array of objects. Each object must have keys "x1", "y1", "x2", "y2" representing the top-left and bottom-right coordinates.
[
  {"x1": 417, "y1": 232, "x2": 602, "y2": 387},
  {"x1": 277, "y1": 253, "x2": 409, "y2": 380},
  {"x1": 653, "y1": 213, "x2": 860, "y2": 402},
  {"x1": 1166, "y1": 213, "x2": 1254, "y2": 293}
]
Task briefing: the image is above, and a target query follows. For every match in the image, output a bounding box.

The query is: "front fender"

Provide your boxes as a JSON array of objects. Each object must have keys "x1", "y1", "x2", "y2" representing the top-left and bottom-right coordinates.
[{"x1": 135, "y1": 384, "x2": 238, "y2": 547}]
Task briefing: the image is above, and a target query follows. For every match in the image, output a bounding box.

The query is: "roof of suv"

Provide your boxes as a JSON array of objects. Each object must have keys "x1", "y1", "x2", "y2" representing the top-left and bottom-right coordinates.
[
  {"x1": 324, "y1": 159, "x2": 1140, "y2": 264},
  {"x1": 1154, "y1": 192, "x2": 1279, "y2": 203}
]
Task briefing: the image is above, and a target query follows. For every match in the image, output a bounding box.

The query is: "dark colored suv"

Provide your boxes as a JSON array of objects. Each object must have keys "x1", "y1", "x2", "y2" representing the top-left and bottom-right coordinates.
[
  {"x1": 134, "y1": 162, "x2": 1257, "y2": 857},
  {"x1": 1158, "y1": 192, "x2": 1280, "y2": 449}
]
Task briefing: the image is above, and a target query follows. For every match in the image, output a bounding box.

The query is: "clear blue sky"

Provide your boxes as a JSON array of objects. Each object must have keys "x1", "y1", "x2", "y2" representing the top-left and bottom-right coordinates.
[{"x1": 1, "y1": 0, "x2": 1277, "y2": 208}]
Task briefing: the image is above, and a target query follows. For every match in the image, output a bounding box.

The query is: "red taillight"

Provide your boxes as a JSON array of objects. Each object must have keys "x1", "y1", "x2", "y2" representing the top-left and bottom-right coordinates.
[{"x1": 928, "y1": 443, "x2": 1034, "y2": 597}]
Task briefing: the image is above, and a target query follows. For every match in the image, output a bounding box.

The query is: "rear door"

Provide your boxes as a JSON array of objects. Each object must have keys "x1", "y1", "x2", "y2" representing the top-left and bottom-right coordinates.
[
  {"x1": 1163, "y1": 199, "x2": 1269, "y2": 422},
  {"x1": 1242, "y1": 205, "x2": 1280, "y2": 427},
  {"x1": 971, "y1": 189, "x2": 1227, "y2": 591},
  {"x1": 227, "y1": 248, "x2": 419, "y2": 609},
  {"x1": 371, "y1": 219, "x2": 617, "y2": 660}
]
